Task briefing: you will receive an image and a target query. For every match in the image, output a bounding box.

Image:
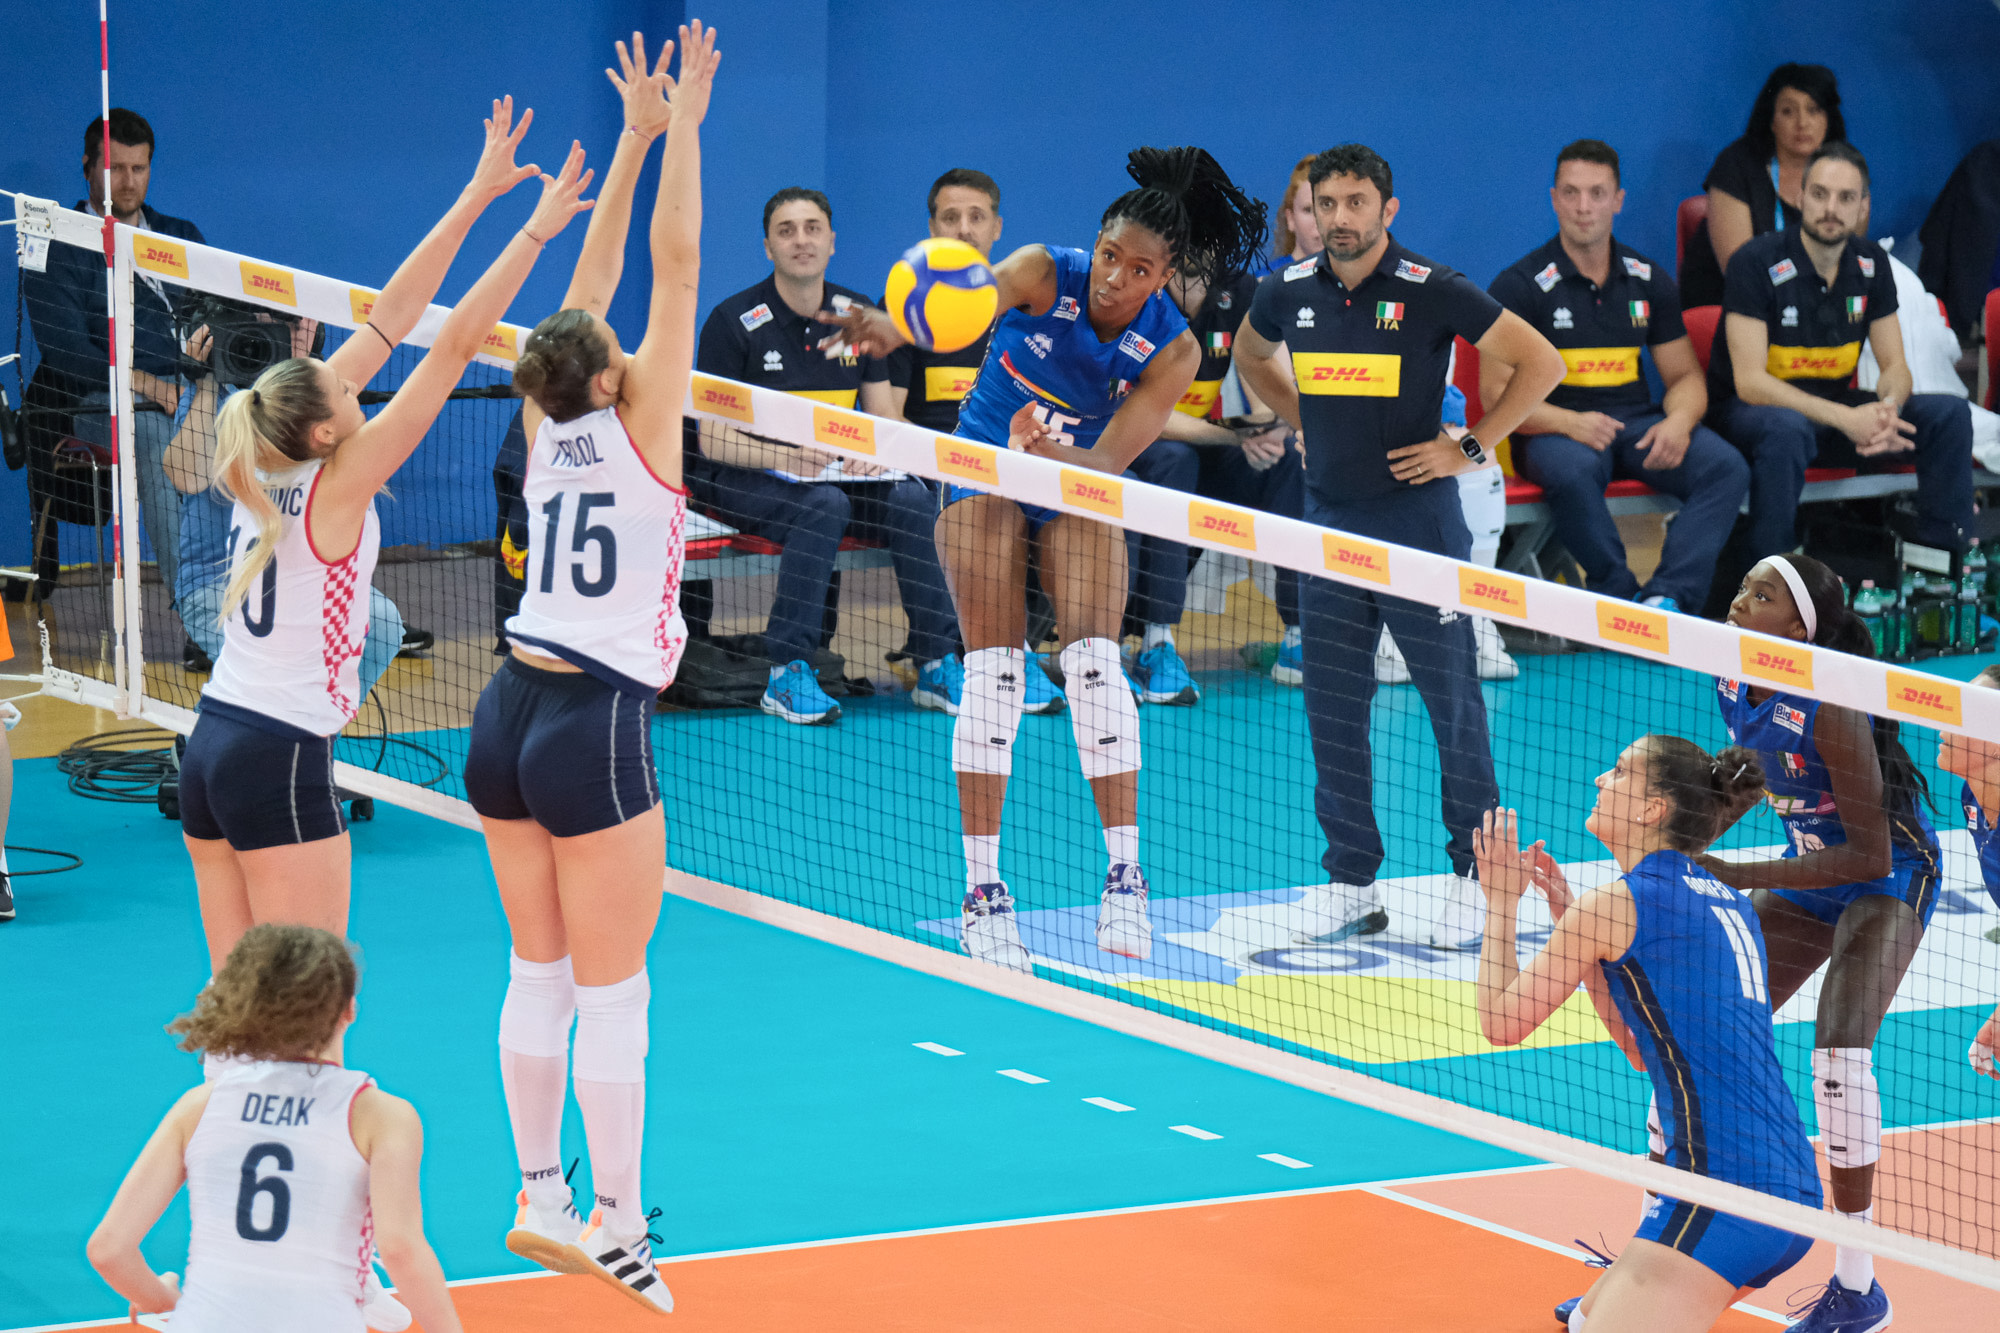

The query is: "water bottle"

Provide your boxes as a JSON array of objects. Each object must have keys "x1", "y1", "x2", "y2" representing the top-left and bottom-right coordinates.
[
  {"x1": 1893, "y1": 567, "x2": 1919, "y2": 659},
  {"x1": 1965, "y1": 542, "x2": 1990, "y2": 646},
  {"x1": 1852, "y1": 580, "x2": 1892, "y2": 657}
]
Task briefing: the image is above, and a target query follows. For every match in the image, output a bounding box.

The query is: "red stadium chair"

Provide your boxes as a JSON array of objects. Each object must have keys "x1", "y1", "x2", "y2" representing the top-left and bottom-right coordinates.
[
  {"x1": 1452, "y1": 335, "x2": 1483, "y2": 428},
  {"x1": 1986, "y1": 286, "x2": 2000, "y2": 410},
  {"x1": 1675, "y1": 195, "x2": 1709, "y2": 275},
  {"x1": 1683, "y1": 305, "x2": 1722, "y2": 372}
]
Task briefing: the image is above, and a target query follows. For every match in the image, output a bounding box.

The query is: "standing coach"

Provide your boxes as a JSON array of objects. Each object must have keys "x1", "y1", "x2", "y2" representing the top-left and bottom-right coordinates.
[{"x1": 1236, "y1": 144, "x2": 1565, "y2": 950}]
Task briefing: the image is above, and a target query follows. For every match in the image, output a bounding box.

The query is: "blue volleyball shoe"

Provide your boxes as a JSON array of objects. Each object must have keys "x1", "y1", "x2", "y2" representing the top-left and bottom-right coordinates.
[
  {"x1": 760, "y1": 660, "x2": 841, "y2": 725},
  {"x1": 911, "y1": 654, "x2": 963, "y2": 715},
  {"x1": 1135, "y1": 641, "x2": 1200, "y2": 705},
  {"x1": 1023, "y1": 651, "x2": 1065, "y2": 715},
  {"x1": 1271, "y1": 626, "x2": 1302, "y2": 687},
  {"x1": 1787, "y1": 1278, "x2": 1892, "y2": 1332},
  {"x1": 1553, "y1": 1296, "x2": 1579, "y2": 1326}
]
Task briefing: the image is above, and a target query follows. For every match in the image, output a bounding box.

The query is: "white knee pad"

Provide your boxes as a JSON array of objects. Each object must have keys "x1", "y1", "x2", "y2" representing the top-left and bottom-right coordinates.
[
  {"x1": 952, "y1": 647, "x2": 1026, "y2": 776},
  {"x1": 1647, "y1": 1091, "x2": 1666, "y2": 1158},
  {"x1": 498, "y1": 953, "x2": 576, "y2": 1059},
  {"x1": 1813, "y1": 1047, "x2": 1881, "y2": 1168},
  {"x1": 572, "y1": 969, "x2": 650, "y2": 1085},
  {"x1": 1062, "y1": 637, "x2": 1140, "y2": 780},
  {"x1": 1568, "y1": 1301, "x2": 1587, "y2": 1331}
]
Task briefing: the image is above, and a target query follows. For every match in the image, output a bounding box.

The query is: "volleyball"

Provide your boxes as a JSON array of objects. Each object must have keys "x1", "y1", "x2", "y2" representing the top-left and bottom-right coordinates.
[{"x1": 883, "y1": 237, "x2": 998, "y2": 352}]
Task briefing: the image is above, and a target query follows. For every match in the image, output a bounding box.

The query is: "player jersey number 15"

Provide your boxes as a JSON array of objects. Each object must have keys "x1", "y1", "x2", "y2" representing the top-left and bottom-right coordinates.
[
  {"x1": 1031, "y1": 405, "x2": 1082, "y2": 450},
  {"x1": 537, "y1": 491, "x2": 618, "y2": 598}
]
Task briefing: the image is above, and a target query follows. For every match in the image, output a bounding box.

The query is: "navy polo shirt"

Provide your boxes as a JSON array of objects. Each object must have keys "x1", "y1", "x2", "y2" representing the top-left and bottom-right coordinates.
[
  {"x1": 695, "y1": 273, "x2": 887, "y2": 410},
  {"x1": 884, "y1": 326, "x2": 990, "y2": 433},
  {"x1": 1489, "y1": 235, "x2": 1684, "y2": 416},
  {"x1": 1246, "y1": 237, "x2": 1501, "y2": 505},
  {"x1": 1710, "y1": 228, "x2": 1897, "y2": 405},
  {"x1": 1174, "y1": 271, "x2": 1257, "y2": 421}
]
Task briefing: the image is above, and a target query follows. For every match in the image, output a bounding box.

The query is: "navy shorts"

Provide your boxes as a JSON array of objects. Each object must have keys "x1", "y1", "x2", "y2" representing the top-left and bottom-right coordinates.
[
  {"x1": 465, "y1": 657, "x2": 659, "y2": 837},
  {"x1": 941, "y1": 482, "x2": 1061, "y2": 533},
  {"x1": 180, "y1": 701, "x2": 345, "y2": 851},
  {"x1": 1771, "y1": 850, "x2": 1942, "y2": 928},
  {"x1": 1636, "y1": 1194, "x2": 1814, "y2": 1289}
]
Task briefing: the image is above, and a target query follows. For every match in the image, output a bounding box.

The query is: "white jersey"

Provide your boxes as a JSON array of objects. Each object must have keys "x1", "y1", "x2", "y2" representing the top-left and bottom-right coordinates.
[
  {"x1": 506, "y1": 405, "x2": 688, "y2": 693},
  {"x1": 204, "y1": 461, "x2": 380, "y2": 736},
  {"x1": 173, "y1": 1062, "x2": 375, "y2": 1333}
]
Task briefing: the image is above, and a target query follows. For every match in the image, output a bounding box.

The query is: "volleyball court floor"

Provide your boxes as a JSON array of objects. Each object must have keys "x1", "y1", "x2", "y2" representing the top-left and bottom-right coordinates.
[{"x1": 3, "y1": 602, "x2": 1998, "y2": 1329}]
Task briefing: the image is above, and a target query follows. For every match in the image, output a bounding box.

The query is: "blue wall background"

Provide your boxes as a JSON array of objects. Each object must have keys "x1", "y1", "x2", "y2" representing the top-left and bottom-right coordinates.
[{"x1": 5, "y1": 0, "x2": 1999, "y2": 561}]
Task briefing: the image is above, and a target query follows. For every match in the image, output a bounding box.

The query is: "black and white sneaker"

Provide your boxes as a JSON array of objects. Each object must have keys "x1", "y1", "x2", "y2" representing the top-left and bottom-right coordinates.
[
  {"x1": 569, "y1": 1206, "x2": 672, "y2": 1314},
  {"x1": 396, "y1": 626, "x2": 435, "y2": 659},
  {"x1": 0, "y1": 872, "x2": 14, "y2": 922}
]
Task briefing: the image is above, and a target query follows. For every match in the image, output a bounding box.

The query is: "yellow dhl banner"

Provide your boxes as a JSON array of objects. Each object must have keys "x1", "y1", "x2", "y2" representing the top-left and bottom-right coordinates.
[
  {"x1": 1293, "y1": 353, "x2": 1400, "y2": 397},
  {"x1": 789, "y1": 388, "x2": 860, "y2": 408},
  {"x1": 1766, "y1": 342, "x2": 1860, "y2": 381},
  {"x1": 924, "y1": 366, "x2": 977, "y2": 403},
  {"x1": 1175, "y1": 378, "x2": 1223, "y2": 418},
  {"x1": 1559, "y1": 346, "x2": 1641, "y2": 387}
]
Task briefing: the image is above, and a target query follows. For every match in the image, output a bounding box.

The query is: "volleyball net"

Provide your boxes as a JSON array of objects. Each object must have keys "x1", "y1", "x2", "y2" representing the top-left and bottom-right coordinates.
[{"x1": 12, "y1": 196, "x2": 2000, "y2": 1290}]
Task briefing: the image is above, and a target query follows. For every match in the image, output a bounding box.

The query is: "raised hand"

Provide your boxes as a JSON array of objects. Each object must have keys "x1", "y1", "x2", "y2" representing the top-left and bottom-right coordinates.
[
  {"x1": 816, "y1": 304, "x2": 905, "y2": 359},
  {"x1": 1473, "y1": 807, "x2": 1533, "y2": 902},
  {"x1": 467, "y1": 96, "x2": 541, "y2": 202},
  {"x1": 665, "y1": 19, "x2": 722, "y2": 128},
  {"x1": 607, "y1": 31, "x2": 674, "y2": 140},
  {"x1": 1529, "y1": 844, "x2": 1574, "y2": 921},
  {"x1": 523, "y1": 142, "x2": 596, "y2": 245}
]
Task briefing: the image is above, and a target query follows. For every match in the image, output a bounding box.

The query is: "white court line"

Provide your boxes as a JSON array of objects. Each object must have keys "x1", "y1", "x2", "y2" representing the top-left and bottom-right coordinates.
[
  {"x1": 996, "y1": 1068, "x2": 1048, "y2": 1084},
  {"x1": 1083, "y1": 1097, "x2": 1135, "y2": 1112},
  {"x1": 1171, "y1": 1125, "x2": 1223, "y2": 1140},
  {"x1": 1361, "y1": 1186, "x2": 1790, "y2": 1326},
  {"x1": 0, "y1": 1163, "x2": 1570, "y2": 1333},
  {"x1": 912, "y1": 1041, "x2": 963, "y2": 1056},
  {"x1": 1258, "y1": 1153, "x2": 1314, "y2": 1169}
]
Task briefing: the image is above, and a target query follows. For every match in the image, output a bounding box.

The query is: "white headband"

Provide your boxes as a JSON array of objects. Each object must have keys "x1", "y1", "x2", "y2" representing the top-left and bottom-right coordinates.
[{"x1": 1765, "y1": 556, "x2": 1817, "y2": 641}]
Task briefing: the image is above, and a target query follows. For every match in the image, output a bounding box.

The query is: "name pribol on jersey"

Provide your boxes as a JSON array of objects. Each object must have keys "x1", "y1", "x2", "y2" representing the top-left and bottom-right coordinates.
[{"x1": 550, "y1": 434, "x2": 605, "y2": 468}]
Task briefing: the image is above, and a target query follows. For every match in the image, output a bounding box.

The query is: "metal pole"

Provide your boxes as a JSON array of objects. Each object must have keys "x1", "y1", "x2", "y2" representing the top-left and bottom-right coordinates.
[{"x1": 98, "y1": 0, "x2": 131, "y2": 712}]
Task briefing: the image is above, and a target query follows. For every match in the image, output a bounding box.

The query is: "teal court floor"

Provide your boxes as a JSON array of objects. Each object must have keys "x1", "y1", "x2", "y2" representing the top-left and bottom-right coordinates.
[{"x1": 4, "y1": 646, "x2": 1999, "y2": 1326}]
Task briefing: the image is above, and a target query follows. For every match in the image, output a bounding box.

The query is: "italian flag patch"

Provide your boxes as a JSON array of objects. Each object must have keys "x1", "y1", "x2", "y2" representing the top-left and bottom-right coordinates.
[
  {"x1": 1208, "y1": 331, "x2": 1231, "y2": 352},
  {"x1": 1376, "y1": 301, "x2": 1404, "y2": 320},
  {"x1": 1848, "y1": 296, "x2": 1868, "y2": 318},
  {"x1": 1629, "y1": 300, "x2": 1650, "y2": 319}
]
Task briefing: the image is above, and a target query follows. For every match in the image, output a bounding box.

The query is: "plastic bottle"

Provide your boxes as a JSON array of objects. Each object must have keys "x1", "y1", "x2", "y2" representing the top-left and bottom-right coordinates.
[
  {"x1": 1852, "y1": 580, "x2": 1893, "y2": 657},
  {"x1": 1965, "y1": 542, "x2": 1989, "y2": 648},
  {"x1": 1893, "y1": 566, "x2": 1919, "y2": 660}
]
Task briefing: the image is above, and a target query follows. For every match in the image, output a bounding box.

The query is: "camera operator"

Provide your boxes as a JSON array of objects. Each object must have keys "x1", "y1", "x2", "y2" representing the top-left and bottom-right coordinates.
[
  {"x1": 163, "y1": 317, "x2": 423, "y2": 687},
  {"x1": 20, "y1": 109, "x2": 203, "y2": 620}
]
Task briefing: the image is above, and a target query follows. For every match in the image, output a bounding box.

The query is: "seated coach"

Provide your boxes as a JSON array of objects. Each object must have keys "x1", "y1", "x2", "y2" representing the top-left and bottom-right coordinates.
[
  {"x1": 693, "y1": 187, "x2": 960, "y2": 726},
  {"x1": 1708, "y1": 143, "x2": 1974, "y2": 560},
  {"x1": 1489, "y1": 140, "x2": 1748, "y2": 612}
]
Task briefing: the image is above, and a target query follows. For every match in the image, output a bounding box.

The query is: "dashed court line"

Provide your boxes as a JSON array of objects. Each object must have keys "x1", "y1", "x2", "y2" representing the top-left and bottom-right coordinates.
[{"x1": 915, "y1": 1040, "x2": 1313, "y2": 1170}]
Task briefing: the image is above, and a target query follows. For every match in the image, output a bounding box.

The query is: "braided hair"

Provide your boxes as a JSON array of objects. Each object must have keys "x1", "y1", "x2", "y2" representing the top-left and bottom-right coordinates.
[
  {"x1": 1785, "y1": 555, "x2": 1933, "y2": 839},
  {"x1": 1099, "y1": 146, "x2": 1267, "y2": 287}
]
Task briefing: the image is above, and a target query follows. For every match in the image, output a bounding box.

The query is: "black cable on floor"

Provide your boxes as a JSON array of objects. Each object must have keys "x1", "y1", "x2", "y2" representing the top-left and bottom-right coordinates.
[
  {"x1": 55, "y1": 729, "x2": 176, "y2": 803},
  {"x1": 2, "y1": 845, "x2": 82, "y2": 875}
]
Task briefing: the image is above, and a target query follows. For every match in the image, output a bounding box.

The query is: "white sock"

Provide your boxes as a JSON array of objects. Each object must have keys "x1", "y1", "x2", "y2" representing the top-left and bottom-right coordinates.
[
  {"x1": 1142, "y1": 623, "x2": 1173, "y2": 650},
  {"x1": 1281, "y1": 624, "x2": 1301, "y2": 648},
  {"x1": 1104, "y1": 824, "x2": 1139, "y2": 869},
  {"x1": 0, "y1": 846, "x2": 8, "y2": 874},
  {"x1": 963, "y1": 833, "x2": 1001, "y2": 888},
  {"x1": 501, "y1": 1050, "x2": 571, "y2": 1209},
  {"x1": 572, "y1": 970, "x2": 650, "y2": 1237},
  {"x1": 1833, "y1": 1209, "x2": 1874, "y2": 1291},
  {"x1": 1567, "y1": 1303, "x2": 1587, "y2": 1331},
  {"x1": 573, "y1": 1078, "x2": 645, "y2": 1237}
]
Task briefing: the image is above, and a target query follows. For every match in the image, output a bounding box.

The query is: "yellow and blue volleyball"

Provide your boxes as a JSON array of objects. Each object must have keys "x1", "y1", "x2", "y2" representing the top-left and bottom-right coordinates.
[{"x1": 884, "y1": 238, "x2": 998, "y2": 353}]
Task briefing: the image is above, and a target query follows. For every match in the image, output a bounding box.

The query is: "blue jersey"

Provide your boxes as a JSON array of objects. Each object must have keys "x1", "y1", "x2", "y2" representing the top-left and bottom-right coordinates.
[
  {"x1": 1716, "y1": 679, "x2": 1937, "y2": 860},
  {"x1": 1603, "y1": 850, "x2": 1822, "y2": 1207},
  {"x1": 1963, "y1": 782, "x2": 2000, "y2": 909},
  {"x1": 954, "y1": 245, "x2": 1188, "y2": 453}
]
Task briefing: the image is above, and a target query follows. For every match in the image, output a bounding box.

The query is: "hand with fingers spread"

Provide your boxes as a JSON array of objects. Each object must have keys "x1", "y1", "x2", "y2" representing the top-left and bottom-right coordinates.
[
  {"x1": 665, "y1": 20, "x2": 723, "y2": 129},
  {"x1": 607, "y1": 31, "x2": 675, "y2": 141},
  {"x1": 1005, "y1": 401, "x2": 1051, "y2": 454},
  {"x1": 816, "y1": 304, "x2": 904, "y2": 360},
  {"x1": 1971, "y1": 1006, "x2": 2000, "y2": 1082},
  {"x1": 522, "y1": 142, "x2": 597, "y2": 246},
  {"x1": 466, "y1": 96, "x2": 542, "y2": 203},
  {"x1": 1472, "y1": 807, "x2": 1540, "y2": 905},
  {"x1": 1528, "y1": 843, "x2": 1574, "y2": 922}
]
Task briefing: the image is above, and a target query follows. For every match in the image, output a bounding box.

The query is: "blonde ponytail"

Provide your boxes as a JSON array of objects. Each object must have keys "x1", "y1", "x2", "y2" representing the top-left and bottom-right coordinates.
[{"x1": 211, "y1": 359, "x2": 328, "y2": 618}]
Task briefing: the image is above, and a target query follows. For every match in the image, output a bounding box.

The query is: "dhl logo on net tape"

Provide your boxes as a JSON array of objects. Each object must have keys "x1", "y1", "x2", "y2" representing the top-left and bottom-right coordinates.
[
  {"x1": 935, "y1": 438, "x2": 998, "y2": 484},
  {"x1": 812, "y1": 407, "x2": 877, "y2": 454},
  {"x1": 1060, "y1": 469, "x2": 1124, "y2": 518},
  {"x1": 239, "y1": 261, "x2": 297, "y2": 307},
  {"x1": 134, "y1": 236, "x2": 189, "y2": 279},
  {"x1": 691, "y1": 376, "x2": 756, "y2": 423},
  {"x1": 1886, "y1": 671, "x2": 1961, "y2": 727},
  {"x1": 1187, "y1": 501, "x2": 1256, "y2": 551}
]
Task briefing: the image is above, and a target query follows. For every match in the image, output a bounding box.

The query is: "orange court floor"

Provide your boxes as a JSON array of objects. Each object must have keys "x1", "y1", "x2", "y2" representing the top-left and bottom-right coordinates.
[{"x1": 40, "y1": 1158, "x2": 1996, "y2": 1332}]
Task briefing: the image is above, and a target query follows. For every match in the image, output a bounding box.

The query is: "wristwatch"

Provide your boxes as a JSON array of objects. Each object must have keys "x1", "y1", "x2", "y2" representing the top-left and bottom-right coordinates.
[{"x1": 1459, "y1": 432, "x2": 1488, "y2": 466}]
